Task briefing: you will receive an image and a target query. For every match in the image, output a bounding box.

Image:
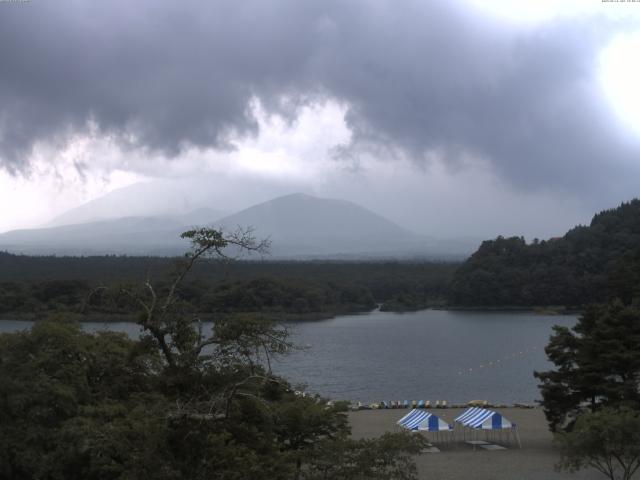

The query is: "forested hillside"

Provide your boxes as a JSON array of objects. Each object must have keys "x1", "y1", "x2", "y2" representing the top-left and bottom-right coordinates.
[
  {"x1": 449, "y1": 199, "x2": 640, "y2": 307},
  {"x1": 0, "y1": 254, "x2": 456, "y2": 317}
]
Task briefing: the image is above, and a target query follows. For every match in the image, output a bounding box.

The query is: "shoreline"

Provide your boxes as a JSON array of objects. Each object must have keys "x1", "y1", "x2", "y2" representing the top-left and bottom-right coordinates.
[
  {"x1": 0, "y1": 310, "x2": 354, "y2": 323},
  {"x1": 434, "y1": 305, "x2": 583, "y2": 315},
  {"x1": 347, "y1": 401, "x2": 536, "y2": 410},
  {"x1": 0, "y1": 305, "x2": 581, "y2": 323}
]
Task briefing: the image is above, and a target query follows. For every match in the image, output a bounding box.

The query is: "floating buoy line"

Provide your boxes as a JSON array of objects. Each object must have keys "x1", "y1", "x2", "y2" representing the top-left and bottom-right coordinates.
[{"x1": 456, "y1": 345, "x2": 541, "y2": 376}]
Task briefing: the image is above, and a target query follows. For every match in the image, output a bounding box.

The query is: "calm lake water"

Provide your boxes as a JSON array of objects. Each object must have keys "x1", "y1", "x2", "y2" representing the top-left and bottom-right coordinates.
[{"x1": 0, "y1": 309, "x2": 576, "y2": 404}]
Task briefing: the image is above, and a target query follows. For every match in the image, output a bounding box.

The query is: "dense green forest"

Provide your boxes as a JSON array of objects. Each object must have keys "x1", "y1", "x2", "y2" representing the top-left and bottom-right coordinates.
[
  {"x1": 449, "y1": 199, "x2": 640, "y2": 307},
  {"x1": 0, "y1": 253, "x2": 456, "y2": 318}
]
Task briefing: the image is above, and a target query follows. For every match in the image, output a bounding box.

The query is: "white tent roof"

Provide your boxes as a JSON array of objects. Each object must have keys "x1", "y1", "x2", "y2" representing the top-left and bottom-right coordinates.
[
  {"x1": 454, "y1": 407, "x2": 514, "y2": 430},
  {"x1": 397, "y1": 409, "x2": 452, "y2": 432}
]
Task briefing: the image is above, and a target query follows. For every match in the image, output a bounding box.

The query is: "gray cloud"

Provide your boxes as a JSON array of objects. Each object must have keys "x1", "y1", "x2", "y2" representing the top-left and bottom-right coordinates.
[{"x1": 0, "y1": 0, "x2": 638, "y2": 202}]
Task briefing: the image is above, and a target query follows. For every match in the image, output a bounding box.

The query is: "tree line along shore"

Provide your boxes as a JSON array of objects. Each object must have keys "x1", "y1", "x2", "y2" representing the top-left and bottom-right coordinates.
[
  {"x1": 2, "y1": 199, "x2": 640, "y2": 319},
  {"x1": 0, "y1": 257, "x2": 455, "y2": 319}
]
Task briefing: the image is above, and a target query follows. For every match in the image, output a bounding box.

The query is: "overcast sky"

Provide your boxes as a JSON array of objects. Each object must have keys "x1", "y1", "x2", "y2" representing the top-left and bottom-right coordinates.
[{"x1": 1, "y1": 0, "x2": 640, "y2": 238}]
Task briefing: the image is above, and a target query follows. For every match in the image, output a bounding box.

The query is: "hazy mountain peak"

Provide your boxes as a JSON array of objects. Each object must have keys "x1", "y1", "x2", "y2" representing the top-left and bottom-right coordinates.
[
  {"x1": 0, "y1": 192, "x2": 476, "y2": 258},
  {"x1": 277, "y1": 192, "x2": 316, "y2": 200},
  {"x1": 271, "y1": 192, "x2": 359, "y2": 205},
  {"x1": 213, "y1": 193, "x2": 423, "y2": 257},
  {"x1": 47, "y1": 180, "x2": 230, "y2": 227}
]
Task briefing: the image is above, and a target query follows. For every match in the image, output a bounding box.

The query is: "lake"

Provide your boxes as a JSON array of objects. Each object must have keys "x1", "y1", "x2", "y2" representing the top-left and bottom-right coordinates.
[{"x1": 0, "y1": 309, "x2": 576, "y2": 404}]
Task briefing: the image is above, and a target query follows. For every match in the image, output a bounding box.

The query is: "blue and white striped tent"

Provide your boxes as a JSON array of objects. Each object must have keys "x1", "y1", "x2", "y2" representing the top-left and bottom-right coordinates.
[
  {"x1": 454, "y1": 407, "x2": 513, "y2": 430},
  {"x1": 397, "y1": 409, "x2": 452, "y2": 432},
  {"x1": 454, "y1": 407, "x2": 521, "y2": 448}
]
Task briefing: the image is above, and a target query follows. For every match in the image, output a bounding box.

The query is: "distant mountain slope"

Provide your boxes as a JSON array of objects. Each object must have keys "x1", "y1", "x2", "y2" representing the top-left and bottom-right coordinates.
[
  {"x1": 214, "y1": 193, "x2": 429, "y2": 257},
  {"x1": 47, "y1": 175, "x2": 296, "y2": 226},
  {"x1": 49, "y1": 181, "x2": 227, "y2": 227},
  {"x1": 449, "y1": 199, "x2": 640, "y2": 307},
  {"x1": 0, "y1": 193, "x2": 476, "y2": 258},
  {"x1": 0, "y1": 209, "x2": 224, "y2": 256}
]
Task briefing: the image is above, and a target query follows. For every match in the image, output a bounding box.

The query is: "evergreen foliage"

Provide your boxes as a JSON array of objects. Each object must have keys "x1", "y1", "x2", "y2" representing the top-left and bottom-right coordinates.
[
  {"x1": 556, "y1": 407, "x2": 640, "y2": 480},
  {"x1": 535, "y1": 301, "x2": 640, "y2": 432},
  {"x1": 0, "y1": 228, "x2": 424, "y2": 479},
  {"x1": 0, "y1": 257, "x2": 454, "y2": 317},
  {"x1": 450, "y1": 199, "x2": 640, "y2": 307}
]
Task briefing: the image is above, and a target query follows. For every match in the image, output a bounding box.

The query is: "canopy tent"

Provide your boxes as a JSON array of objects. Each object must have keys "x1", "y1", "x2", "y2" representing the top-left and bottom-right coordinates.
[
  {"x1": 454, "y1": 407, "x2": 512, "y2": 429},
  {"x1": 397, "y1": 409, "x2": 453, "y2": 439},
  {"x1": 454, "y1": 407, "x2": 521, "y2": 448},
  {"x1": 398, "y1": 409, "x2": 451, "y2": 431}
]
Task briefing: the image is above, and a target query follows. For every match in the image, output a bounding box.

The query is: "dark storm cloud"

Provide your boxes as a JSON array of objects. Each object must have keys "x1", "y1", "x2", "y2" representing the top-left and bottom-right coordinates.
[{"x1": 0, "y1": 0, "x2": 637, "y2": 197}]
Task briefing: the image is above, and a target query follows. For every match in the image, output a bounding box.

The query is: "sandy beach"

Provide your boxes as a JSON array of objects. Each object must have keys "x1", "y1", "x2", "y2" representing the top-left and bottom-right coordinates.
[{"x1": 349, "y1": 407, "x2": 613, "y2": 480}]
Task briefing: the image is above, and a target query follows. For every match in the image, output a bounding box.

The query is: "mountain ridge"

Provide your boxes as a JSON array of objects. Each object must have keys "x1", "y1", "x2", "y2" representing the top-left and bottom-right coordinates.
[{"x1": 0, "y1": 193, "x2": 475, "y2": 258}]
